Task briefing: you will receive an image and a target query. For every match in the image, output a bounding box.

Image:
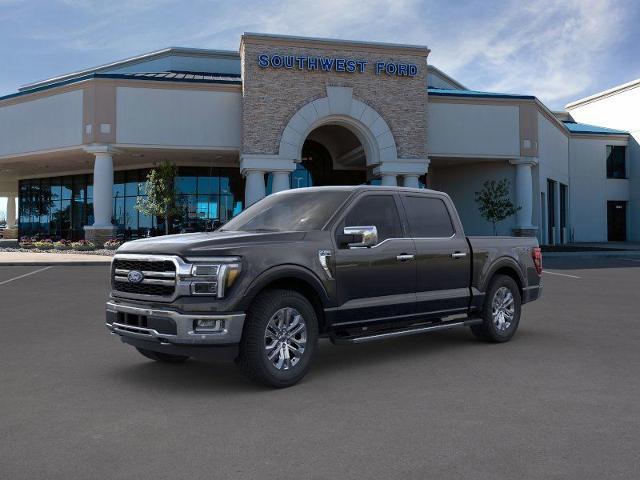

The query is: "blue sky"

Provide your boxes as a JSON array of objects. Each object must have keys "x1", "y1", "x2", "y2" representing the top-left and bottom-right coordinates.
[{"x1": 1, "y1": 0, "x2": 639, "y2": 109}]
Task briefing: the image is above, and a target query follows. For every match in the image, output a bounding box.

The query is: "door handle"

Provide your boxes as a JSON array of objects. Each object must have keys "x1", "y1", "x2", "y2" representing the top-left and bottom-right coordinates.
[
  {"x1": 451, "y1": 252, "x2": 467, "y2": 259},
  {"x1": 396, "y1": 254, "x2": 415, "y2": 262}
]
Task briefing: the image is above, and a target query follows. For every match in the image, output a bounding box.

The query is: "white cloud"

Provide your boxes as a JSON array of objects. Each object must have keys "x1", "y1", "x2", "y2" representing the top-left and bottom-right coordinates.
[{"x1": 426, "y1": 0, "x2": 632, "y2": 107}]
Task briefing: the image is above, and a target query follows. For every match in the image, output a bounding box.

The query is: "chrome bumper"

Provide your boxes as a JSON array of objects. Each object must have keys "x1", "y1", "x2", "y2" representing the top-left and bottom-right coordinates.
[{"x1": 106, "y1": 301, "x2": 245, "y2": 345}]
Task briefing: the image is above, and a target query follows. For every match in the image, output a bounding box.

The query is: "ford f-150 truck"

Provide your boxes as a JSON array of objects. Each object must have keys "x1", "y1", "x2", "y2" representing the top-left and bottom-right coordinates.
[{"x1": 106, "y1": 186, "x2": 542, "y2": 387}]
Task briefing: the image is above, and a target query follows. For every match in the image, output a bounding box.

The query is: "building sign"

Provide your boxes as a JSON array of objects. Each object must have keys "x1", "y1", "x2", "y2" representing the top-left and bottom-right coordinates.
[{"x1": 257, "y1": 53, "x2": 418, "y2": 77}]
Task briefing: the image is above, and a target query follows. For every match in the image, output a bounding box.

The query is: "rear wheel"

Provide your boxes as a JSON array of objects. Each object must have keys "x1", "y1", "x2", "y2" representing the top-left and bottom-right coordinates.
[
  {"x1": 136, "y1": 348, "x2": 189, "y2": 363},
  {"x1": 471, "y1": 275, "x2": 521, "y2": 343},
  {"x1": 237, "y1": 289, "x2": 318, "y2": 388}
]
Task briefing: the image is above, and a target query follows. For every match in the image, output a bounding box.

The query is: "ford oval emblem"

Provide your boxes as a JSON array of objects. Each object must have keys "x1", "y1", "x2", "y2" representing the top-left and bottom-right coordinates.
[{"x1": 127, "y1": 270, "x2": 144, "y2": 284}]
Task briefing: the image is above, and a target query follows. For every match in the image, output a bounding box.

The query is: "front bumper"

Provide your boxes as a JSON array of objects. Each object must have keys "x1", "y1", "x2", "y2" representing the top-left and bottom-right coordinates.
[{"x1": 106, "y1": 300, "x2": 245, "y2": 346}]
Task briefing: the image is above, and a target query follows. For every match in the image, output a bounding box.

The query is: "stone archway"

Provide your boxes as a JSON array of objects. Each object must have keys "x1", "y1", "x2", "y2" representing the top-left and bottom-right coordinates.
[
  {"x1": 278, "y1": 86, "x2": 398, "y2": 167},
  {"x1": 240, "y1": 85, "x2": 430, "y2": 205}
]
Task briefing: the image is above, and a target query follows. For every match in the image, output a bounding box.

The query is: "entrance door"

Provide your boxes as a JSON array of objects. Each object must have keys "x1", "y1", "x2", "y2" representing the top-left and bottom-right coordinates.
[
  {"x1": 607, "y1": 201, "x2": 627, "y2": 241},
  {"x1": 547, "y1": 179, "x2": 556, "y2": 244},
  {"x1": 333, "y1": 193, "x2": 416, "y2": 325}
]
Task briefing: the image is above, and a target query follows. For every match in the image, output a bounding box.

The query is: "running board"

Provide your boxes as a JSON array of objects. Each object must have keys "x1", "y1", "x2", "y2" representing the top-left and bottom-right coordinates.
[{"x1": 330, "y1": 318, "x2": 482, "y2": 345}]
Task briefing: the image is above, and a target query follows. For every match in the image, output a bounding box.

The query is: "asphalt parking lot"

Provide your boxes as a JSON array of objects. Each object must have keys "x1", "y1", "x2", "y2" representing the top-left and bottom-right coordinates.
[{"x1": 1, "y1": 256, "x2": 639, "y2": 479}]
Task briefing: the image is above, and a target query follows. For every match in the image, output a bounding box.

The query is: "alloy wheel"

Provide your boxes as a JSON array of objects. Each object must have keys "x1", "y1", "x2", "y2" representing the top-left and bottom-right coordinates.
[
  {"x1": 492, "y1": 286, "x2": 515, "y2": 332},
  {"x1": 264, "y1": 307, "x2": 308, "y2": 370}
]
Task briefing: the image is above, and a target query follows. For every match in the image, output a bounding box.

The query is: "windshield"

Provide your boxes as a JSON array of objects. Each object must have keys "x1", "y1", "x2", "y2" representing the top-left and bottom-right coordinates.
[{"x1": 221, "y1": 190, "x2": 350, "y2": 232}]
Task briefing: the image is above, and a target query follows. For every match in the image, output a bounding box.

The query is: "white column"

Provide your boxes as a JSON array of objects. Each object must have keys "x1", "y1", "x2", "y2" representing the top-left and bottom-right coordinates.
[
  {"x1": 244, "y1": 170, "x2": 266, "y2": 207},
  {"x1": 402, "y1": 175, "x2": 420, "y2": 189},
  {"x1": 6, "y1": 195, "x2": 16, "y2": 228},
  {"x1": 380, "y1": 174, "x2": 397, "y2": 186},
  {"x1": 271, "y1": 171, "x2": 290, "y2": 193},
  {"x1": 510, "y1": 158, "x2": 537, "y2": 230},
  {"x1": 91, "y1": 152, "x2": 115, "y2": 227}
]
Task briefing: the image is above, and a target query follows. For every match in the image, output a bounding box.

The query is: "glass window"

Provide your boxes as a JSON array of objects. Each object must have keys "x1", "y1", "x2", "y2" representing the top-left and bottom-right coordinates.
[
  {"x1": 61, "y1": 177, "x2": 73, "y2": 200},
  {"x1": 222, "y1": 190, "x2": 349, "y2": 232},
  {"x1": 401, "y1": 196, "x2": 454, "y2": 238},
  {"x1": 125, "y1": 170, "x2": 139, "y2": 197},
  {"x1": 176, "y1": 174, "x2": 197, "y2": 194},
  {"x1": 606, "y1": 146, "x2": 626, "y2": 179},
  {"x1": 113, "y1": 171, "x2": 125, "y2": 199},
  {"x1": 343, "y1": 195, "x2": 402, "y2": 241}
]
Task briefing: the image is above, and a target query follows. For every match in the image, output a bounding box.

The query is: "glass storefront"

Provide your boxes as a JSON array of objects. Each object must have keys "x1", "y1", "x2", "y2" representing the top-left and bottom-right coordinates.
[
  {"x1": 19, "y1": 174, "x2": 94, "y2": 240},
  {"x1": 19, "y1": 166, "x2": 244, "y2": 240}
]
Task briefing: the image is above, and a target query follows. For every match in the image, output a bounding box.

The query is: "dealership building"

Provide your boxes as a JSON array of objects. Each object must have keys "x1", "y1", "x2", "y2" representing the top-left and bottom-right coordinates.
[{"x1": 0, "y1": 33, "x2": 637, "y2": 244}]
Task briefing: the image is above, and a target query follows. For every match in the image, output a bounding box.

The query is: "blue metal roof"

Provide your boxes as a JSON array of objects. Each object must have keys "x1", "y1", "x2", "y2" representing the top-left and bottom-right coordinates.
[
  {"x1": 0, "y1": 71, "x2": 242, "y2": 102},
  {"x1": 428, "y1": 87, "x2": 535, "y2": 100},
  {"x1": 562, "y1": 121, "x2": 628, "y2": 135}
]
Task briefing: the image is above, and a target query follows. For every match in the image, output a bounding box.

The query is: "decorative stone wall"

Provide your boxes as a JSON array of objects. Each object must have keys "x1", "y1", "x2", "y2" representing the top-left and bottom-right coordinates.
[{"x1": 240, "y1": 34, "x2": 429, "y2": 161}]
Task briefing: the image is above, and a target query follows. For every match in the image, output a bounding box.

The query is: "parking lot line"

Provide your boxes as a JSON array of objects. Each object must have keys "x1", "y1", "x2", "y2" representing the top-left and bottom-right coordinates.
[
  {"x1": 0, "y1": 266, "x2": 52, "y2": 286},
  {"x1": 543, "y1": 270, "x2": 581, "y2": 279}
]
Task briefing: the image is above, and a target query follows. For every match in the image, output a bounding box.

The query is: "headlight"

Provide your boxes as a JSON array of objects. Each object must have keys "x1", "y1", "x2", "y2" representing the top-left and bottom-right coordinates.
[{"x1": 185, "y1": 257, "x2": 242, "y2": 298}]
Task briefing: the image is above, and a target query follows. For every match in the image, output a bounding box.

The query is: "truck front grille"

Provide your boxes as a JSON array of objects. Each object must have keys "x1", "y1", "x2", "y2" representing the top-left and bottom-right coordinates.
[{"x1": 112, "y1": 258, "x2": 177, "y2": 298}]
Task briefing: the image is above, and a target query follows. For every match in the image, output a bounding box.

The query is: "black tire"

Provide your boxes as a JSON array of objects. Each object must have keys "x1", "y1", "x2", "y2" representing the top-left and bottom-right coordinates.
[
  {"x1": 136, "y1": 347, "x2": 189, "y2": 363},
  {"x1": 237, "y1": 289, "x2": 319, "y2": 388},
  {"x1": 471, "y1": 274, "x2": 522, "y2": 343}
]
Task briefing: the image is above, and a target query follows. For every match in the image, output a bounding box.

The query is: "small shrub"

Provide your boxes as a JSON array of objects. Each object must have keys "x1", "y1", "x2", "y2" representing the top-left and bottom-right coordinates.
[
  {"x1": 54, "y1": 239, "x2": 73, "y2": 250},
  {"x1": 19, "y1": 236, "x2": 35, "y2": 249},
  {"x1": 71, "y1": 240, "x2": 96, "y2": 251},
  {"x1": 33, "y1": 239, "x2": 54, "y2": 250},
  {"x1": 103, "y1": 238, "x2": 123, "y2": 250}
]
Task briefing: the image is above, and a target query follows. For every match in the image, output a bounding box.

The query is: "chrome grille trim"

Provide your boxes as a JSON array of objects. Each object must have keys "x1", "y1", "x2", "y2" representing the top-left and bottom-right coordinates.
[{"x1": 111, "y1": 254, "x2": 191, "y2": 302}]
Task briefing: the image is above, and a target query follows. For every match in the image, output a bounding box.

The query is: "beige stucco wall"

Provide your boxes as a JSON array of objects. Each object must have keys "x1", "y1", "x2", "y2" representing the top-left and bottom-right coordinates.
[
  {"x1": 240, "y1": 36, "x2": 428, "y2": 160},
  {"x1": 427, "y1": 101, "x2": 520, "y2": 157},
  {"x1": 0, "y1": 90, "x2": 83, "y2": 157},
  {"x1": 115, "y1": 86, "x2": 242, "y2": 148}
]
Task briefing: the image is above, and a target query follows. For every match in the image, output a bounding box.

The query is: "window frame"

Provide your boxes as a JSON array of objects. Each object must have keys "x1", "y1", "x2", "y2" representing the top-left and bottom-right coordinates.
[
  {"x1": 399, "y1": 194, "x2": 456, "y2": 239},
  {"x1": 331, "y1": 191, "x2": 407, "y2": 246},
  {"x1": 606, "y1": 145, "x2": 627, "y2": 179}
]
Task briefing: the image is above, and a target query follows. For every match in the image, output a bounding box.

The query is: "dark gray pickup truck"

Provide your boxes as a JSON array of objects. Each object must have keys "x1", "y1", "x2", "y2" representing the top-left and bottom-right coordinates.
[{"x1": 106, "y1": 186, "x2": 542, "y2": 387}]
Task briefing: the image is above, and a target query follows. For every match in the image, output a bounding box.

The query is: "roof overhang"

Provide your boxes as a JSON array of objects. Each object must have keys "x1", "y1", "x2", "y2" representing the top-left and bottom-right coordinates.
[
  {"x1": 565, "y1": 78, "x2": 640, "y2": 109},
  {"x1": 240, "y1": 32, "x2": 430, "y2": 57},
  {"x1": 19, "y1": 47, "x2": 240, "y2": 93}
]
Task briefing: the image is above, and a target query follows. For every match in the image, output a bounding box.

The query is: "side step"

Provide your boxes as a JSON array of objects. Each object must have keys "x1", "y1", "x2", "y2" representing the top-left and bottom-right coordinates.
[{"x1": 330, "y1": 318, "x2": 482, "y2": 345}]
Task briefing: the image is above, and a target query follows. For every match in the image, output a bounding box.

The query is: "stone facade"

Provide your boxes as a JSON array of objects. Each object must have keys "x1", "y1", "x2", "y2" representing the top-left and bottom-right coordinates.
[{"x1": 240, "y1": 35, "x2": 429, "y2": 161}]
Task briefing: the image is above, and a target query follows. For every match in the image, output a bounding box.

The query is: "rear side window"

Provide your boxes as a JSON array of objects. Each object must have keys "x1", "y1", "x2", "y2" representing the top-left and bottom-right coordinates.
[
  {"x1": 343, "y1": 195, "x2": 402, "y2": 241},
  {"x1": 402, "y1": 196, "x2": 454, "y2": 238}
]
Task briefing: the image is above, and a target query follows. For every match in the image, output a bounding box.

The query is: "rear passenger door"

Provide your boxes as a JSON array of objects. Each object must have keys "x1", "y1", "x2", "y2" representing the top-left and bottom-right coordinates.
[
  {"x1": 400, "y1": 194, "x2": 471, "y2": 317},
  {"x1": 332, "y1": 193, "x2": 417, "y2": 325}
]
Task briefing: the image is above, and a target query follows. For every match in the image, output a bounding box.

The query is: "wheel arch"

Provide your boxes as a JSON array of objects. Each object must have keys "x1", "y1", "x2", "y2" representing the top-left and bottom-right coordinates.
[
  {"x1": 482, "y1": 257, "x2": 525, "y2": 297},
  {"x1": 240, "y1": 265, "x2": 331, "y2": 333}
]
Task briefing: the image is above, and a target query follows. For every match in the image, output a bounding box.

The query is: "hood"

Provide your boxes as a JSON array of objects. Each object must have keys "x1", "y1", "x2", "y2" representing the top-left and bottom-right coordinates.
[{"x1": 116, "y1": 230, "x2": 307, "y2": 257}]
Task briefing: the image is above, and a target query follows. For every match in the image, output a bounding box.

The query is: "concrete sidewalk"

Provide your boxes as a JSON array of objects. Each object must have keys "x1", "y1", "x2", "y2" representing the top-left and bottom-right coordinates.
[{"x1": 0, "y1": 251, "x2": 112, "y2": 266}]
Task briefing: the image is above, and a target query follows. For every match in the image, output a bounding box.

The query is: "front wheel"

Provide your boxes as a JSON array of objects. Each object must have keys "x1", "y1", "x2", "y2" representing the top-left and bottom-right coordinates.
[
  {"x1": 471, "y1": 275, "x2": 522, "y2": 343},
  {"x1": 237, "y1": 289, "x2": 318, "y2": 388}
]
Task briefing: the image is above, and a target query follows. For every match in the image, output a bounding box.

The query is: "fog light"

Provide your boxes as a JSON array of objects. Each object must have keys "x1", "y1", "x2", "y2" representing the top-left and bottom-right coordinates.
[
  {"x1": 191, "y1": 282, "x2": 218, "y2": 295},
  {"x1": 195, "y1": 319, "x2": 225, "y2": 332}
]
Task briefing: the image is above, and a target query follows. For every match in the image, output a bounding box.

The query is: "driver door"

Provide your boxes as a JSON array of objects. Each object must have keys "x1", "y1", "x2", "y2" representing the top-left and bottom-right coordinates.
[{"x1": 332, "y1": 193, "x2": 417, "y2": 326}]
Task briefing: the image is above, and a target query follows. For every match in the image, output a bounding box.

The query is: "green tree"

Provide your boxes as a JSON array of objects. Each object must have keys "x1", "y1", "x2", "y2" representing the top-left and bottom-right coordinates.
[
  {"x1": 474, "y1": 179, "x2": 520, "y2": 235},
  {"x1": 136, "y1": 161, "x2": 181, "y2": 235}
]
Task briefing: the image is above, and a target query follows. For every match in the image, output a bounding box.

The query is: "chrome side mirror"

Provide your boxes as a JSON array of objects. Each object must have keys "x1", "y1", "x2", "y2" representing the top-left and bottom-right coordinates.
[{"x1": 343, "y1": 226, "x2": 378, "y2": 248}]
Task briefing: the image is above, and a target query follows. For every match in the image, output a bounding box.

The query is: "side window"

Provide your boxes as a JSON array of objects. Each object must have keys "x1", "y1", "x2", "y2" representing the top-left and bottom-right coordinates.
[
  {"x1": 342, "y1": 195, "x2": 402, "y2": 242},
  {"x1": 402, "y1": 196, "x2": 454, "y2": 238}
]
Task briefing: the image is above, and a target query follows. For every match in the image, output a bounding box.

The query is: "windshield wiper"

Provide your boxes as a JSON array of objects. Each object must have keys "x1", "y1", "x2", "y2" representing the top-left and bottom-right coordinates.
[{"x1": 244, "y1": 228, "x2": 280, "y2": 232}]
